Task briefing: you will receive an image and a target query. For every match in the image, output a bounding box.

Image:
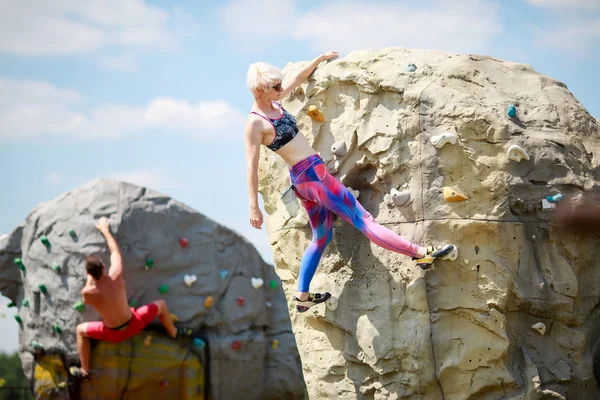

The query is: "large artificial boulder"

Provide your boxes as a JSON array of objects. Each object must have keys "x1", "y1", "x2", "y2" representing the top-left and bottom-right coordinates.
[
  {"x1": 0, "y1": 179, "x2": 306, "y2": 400},
  {"x1": 259, "y1": 48, "x2": 600, "y2": 399}
]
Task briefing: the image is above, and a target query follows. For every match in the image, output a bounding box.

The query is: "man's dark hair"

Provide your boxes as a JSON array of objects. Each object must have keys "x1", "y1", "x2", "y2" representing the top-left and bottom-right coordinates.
[{"x1": 85, "y1": 255, "x2": 104, "y2": 280}]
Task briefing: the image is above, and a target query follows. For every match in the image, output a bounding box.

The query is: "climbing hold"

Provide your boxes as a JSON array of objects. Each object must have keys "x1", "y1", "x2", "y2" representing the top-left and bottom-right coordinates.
[
  {"x1": 204, "y1": 296, "x2": 214, "y2": 308},
  {"x1": 307, "y1": 105, "x2": 324, "y2": 122},
  {"x1": 31, "y1": 340, "x2": 44, "y2": 351},
  {"x1": 160, "y1": 380, "x2": 169, "y2": 388},
  {"x1": 14, "y1": 315, "x2": 22, "y2": 324},
  {"x1": 38, "y1": 284, "x2": 48, "y2": 294},
  {"x1": 431, "y1": 132, "x2": 458, "y2": 149},
  {"x1": 14, "y1": 258, "x2": 25, "y2": 271},
  {"x1": 159, "y1": 284, "x2": 168, "y2": 294},
  {"x1": 145, "y1": 258, "x2": 154, "y2": 270},
  {"x1": 170, "y1": 313, "x2": 178, "y2": 322},
  {"x1": 22, "y1": 300, "x2": 29, "y2": 307},
  {"x1": 184, "y1": 274, "x2": 198, "y2": 287},
  {"x1": 269, "y1": 280, "x2": 278, "y2": 289},
  {"x1": 507, "y1": 104, "x2": 517, "y2": 118},
  {"x1": 53, "y1": 324, "x2": 62, "y2": 334},
  {"x1": 390, "y1": 189, "x2": 411, "y2": 207},
  {"x1": 251, "y1": 277, "x2": 264, "y2": 289},
  {"x1": 179, "y1": 237, "x2": 189, "y2": 248},
  {"x1": 546, "y1": 193, "x2": 563, "y2": 203},
  {"x1": 405, "y1": 63, "x2": 417, "y2": 72},
  {"x1": 193, "y1": 338, "x2": 206, "y2": 351},
  {"x1": 265, "y1": 301, "x2": 272, "y2": 308},
  {"x1": 73, "y1": 301, "x2": 85, "y2": 312},
  {"x1": 439, "y1": 244, "x2": 459, "y2": 261},
  {"x1": 347, "y1": 187, "x2": 360, "y2": 199},
  {"x1": 220, "y1": 270, "x2": 229, "y2": 280},
  {"x1": 51, "y1": 262, "x2": 61, "y2": 272},
  {"x1": 507, "y1": 144, "x2": 530, "y2": 162},
  {"x1": 443, "y1": 187, "x2": 469, "y2": 202},
  {"x1": 7, "y1": 302, "x2": 15, "y2": 308},
  {"x1": 0, "y1": 378, "x2": 5, "y2": 388},
  {"x1": 143, "y1": 335, "x2": 152, "y2": 346},
  {"x1": 57, "y1": 382, "x2": 67, "y2": 389},
  {"x1": 326, "y1": 296, "x2": 339, "y2": 311},
  {"x1": 232, "y1": 340, "x2": 241, "y2": 350},
  {"x1": 68, "y1": 229, "x2": 76, "y2": 238},
  {"x1": 237, "y1": 296, "x2": 245, "y2": 306},
  {"x1": 272, "y1": 339, "x2": 279, "y2": 350},
  {"x1": 532, "y1": 322, "x2": 546, "y2": 336},
  {"x1": 40, "y1": 235, "x2": 50, "y2": 248},
  {"x1": 129, "y1": 299, "x2": 138, "y2": 307},
  {"x1": 331, "y1": 141, "x2": 347, "y2": 157}
]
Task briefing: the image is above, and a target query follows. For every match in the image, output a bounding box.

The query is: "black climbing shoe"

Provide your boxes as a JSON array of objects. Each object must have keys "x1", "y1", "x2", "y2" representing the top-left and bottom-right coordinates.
[
  {"x1": 176, "y1": 327, "x2": 193, "y2": 339},
  {"x1": 413, "y1": 244, "x2": 455, "y2": 270},
  {"x1": 294, "y1": 292, "x2": 331, "y2": 313}
]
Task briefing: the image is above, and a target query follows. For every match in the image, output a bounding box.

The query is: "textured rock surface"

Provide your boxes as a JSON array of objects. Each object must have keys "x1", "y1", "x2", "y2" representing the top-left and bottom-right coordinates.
[
  {"x1": 0, "y1": 179, "x2": 305, "y2": 399},
  {"x1": 259, "y1": 48, "x2": 600, "y2": 399}
]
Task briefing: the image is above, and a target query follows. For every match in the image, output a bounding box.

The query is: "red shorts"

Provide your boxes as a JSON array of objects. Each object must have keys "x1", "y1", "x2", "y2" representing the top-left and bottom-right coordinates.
[{"x1": 86, "y1": 304, "x2": 159, "y2": 343}]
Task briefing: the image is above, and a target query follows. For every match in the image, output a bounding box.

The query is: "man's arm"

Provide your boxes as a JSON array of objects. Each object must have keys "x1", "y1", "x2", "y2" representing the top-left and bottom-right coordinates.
[
  {"x1": 96, "y1": 217, "x2": 123, "y2": 279},
  {"x1": 280, "y1": 51, "x2": 338, "y2": 98}
]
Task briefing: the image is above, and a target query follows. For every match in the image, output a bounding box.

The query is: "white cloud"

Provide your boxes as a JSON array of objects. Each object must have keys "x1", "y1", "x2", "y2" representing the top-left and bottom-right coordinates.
[
  {"x1": 533, "y1": 18, "x2": 600, "y2": 55},
  {"x1": 0, "y1": 0, "x2": 184, "y2": 70},
  {"x1": 526, "y1": 0, "x2": 599, "y2": 8},
  {"x1": 43, "y1": 171, "x2": 65, "y2": 186},
  {"x1": 0, "y1": 78, "x2": 245, "y2": 140},
  {"x1": 221, "y1": 0, "x2": 502, "y2": 54},
  {"x1": 108, "y1": 169, "x2": 182, "y2": 192}
]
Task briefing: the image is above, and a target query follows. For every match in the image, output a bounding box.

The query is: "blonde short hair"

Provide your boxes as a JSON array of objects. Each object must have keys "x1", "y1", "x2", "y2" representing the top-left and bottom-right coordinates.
[{"x1": 247, "y1": 62, "x2": 282, "y2": 93}]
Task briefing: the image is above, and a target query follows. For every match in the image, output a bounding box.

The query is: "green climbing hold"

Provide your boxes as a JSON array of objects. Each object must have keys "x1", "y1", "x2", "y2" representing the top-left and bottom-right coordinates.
[
  {"x1": 129, "y1": 299, "x2": 138, "y2": 307},
  {"x1": 31, "y1": 340, "x2": 44, "y2": 351},
  {"x1": 14, "y1": 315, "x2": 22, "y2": 324},
  {"x1": 51, "y1": 263, "x2": 61, "y2": 272},
  {"x1": 68, "y1": 229, "x2": 76, "y2": 237},
  {"x1": 53, "y1": 324, "x2": 62, "y2": 334},
  {"x1": 41, "y1": 235, "x2": 50, "y2": 247},
  {"x1": 145, "y1": 258, "x2": 154, "y2": 270},
  {"x1": 159, "y1": 284, "x2": 169, "y2": 294},
  {"x1": 14, "y1": 258, "x2": 25, "y2": 271},
  {"x1": 7, "y1": 302, "x2": 16, "y2": 308},
  {"x1": 73, "y1": 301, "x2": 85, "y2": 312},
  {"x1": 269, "y1": 280, "x2": 278, "y2": 289},
  {"x1": 38, "y1": 284, "x2": 48, "y2": 294},
  {"x1": 21, "y1": 300, "x2": 29, "y2": 307}
]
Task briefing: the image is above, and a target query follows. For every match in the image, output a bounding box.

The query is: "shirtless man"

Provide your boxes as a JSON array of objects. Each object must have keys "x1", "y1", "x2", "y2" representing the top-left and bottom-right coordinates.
[{"x1": 70, "y1": 217, "x2": 191, "y2": 379}]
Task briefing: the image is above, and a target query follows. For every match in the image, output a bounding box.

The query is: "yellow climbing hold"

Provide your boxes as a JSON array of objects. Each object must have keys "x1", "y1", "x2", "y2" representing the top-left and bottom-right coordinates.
[
  {"x1": 0, "y1": 377, "x2": 5, "y2": 388},
  {"x1": 272, "y1": 339, "x2": 279, "y2": 350},
  {"x1": 307, "y1": 105, "x2": 324, "y2": 122},
  {"x1": 443, "y1": 187, "x2": 469, "y2": 202},
  {"x1": 143, "y1": 335, "x2": 153, "y2": 346},
  {"x1": 204, "y1": 296, "x2": 214, "y2": 308},
  {"x1": 170, "y1": 313, "x2": 178, "y2": 322},
  {"x1": 58, "y1": 382, "x2": 67, "y2": 389}
]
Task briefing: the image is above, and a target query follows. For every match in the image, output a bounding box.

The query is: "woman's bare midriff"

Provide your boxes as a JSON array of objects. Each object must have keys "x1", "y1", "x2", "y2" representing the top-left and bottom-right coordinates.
[{"x1": 264, "y1": 132, "x2": 318, "y2": 167}]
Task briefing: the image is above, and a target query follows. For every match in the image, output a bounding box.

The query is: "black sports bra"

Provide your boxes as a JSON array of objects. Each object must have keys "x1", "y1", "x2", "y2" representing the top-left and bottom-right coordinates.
[{"x1": 251, "y1": 102, "x2": 299, "y2": 151}]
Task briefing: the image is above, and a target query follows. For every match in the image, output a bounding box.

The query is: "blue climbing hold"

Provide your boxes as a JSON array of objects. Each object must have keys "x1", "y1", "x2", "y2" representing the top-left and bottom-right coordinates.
[
  {"x1": 193, "y1": 338, "x2": 206, "y2": 351},
  {"x1": 220, "y1": 270, "x2": 228, "y2": 280},
  {"x1": 546, "y1": 193, "x2": 563, "y2": 203},
  {"x1": 507, "y1": 104, "x2": 517, "y2": 117},
  {"x1": 405, "y1": 63, "x2": 417, "y2": 72}
]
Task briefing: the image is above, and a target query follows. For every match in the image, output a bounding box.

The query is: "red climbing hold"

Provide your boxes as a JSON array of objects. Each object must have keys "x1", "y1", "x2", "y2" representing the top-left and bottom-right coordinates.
[
  {"x1": 179, "y1": 237, "x2": 189, "y2": 248},
  {"x1": 232, "y1": 340, "x2": 241, "y2": 350},
  {"x1": 160, "y1": 380, "x2": 169, "y2": 388},
  {"x1": 237, "y1": 296, "x2": 244, "y2": 306}
]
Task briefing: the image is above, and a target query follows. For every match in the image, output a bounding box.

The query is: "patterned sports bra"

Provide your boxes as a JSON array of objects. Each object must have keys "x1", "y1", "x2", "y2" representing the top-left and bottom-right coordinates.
[{"x1": 251, "y1": 102, "x2": 299, "y2": 151}]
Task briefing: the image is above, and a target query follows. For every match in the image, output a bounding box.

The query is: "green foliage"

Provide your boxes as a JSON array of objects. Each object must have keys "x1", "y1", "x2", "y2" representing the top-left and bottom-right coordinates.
[{"x1": 0, "y1": 352, "x2": 34, "y2": 400}]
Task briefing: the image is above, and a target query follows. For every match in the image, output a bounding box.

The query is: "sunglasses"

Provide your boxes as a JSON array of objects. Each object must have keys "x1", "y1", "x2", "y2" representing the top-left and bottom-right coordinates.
[{"x1": 271, "y1": 83, "x2": 282, "y2": 91}]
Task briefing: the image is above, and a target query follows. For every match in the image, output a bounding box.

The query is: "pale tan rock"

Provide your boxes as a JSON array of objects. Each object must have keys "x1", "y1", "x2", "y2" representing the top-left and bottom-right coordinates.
[{"x1": 262, "y1": 48, "x2": 600, "y2": 399}]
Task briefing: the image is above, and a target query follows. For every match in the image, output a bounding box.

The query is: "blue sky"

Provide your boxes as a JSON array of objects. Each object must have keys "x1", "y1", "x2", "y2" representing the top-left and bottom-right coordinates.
[{"x1": 0, "y1": 0, "x2": 599, "y2": 353}]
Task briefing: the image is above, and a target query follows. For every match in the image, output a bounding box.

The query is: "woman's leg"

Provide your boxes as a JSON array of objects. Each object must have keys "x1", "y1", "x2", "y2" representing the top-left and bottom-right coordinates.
[
  {"x1": 295, "y1": 191, "x2": 334, "y2": 299},
  {"x1": 296, "y1": 169, "x2": 422, "y2": 258}
]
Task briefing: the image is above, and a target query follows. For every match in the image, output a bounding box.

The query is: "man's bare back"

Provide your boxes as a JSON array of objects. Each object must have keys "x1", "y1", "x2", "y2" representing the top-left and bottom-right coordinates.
[{"x1": 82, "y1": 274, "x2": 131, "y2": 328}]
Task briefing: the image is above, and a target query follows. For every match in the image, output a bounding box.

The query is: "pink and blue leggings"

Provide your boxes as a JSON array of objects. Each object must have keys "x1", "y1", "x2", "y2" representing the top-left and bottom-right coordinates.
[{"x1": 290, "y1": 155, "x2": 420, "y2": 292}]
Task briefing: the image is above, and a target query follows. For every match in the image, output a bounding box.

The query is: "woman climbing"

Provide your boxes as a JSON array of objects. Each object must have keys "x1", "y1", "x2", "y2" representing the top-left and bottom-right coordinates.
[{"x1": 244, "y1": 52, "x2": 454, "y2": 312}]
